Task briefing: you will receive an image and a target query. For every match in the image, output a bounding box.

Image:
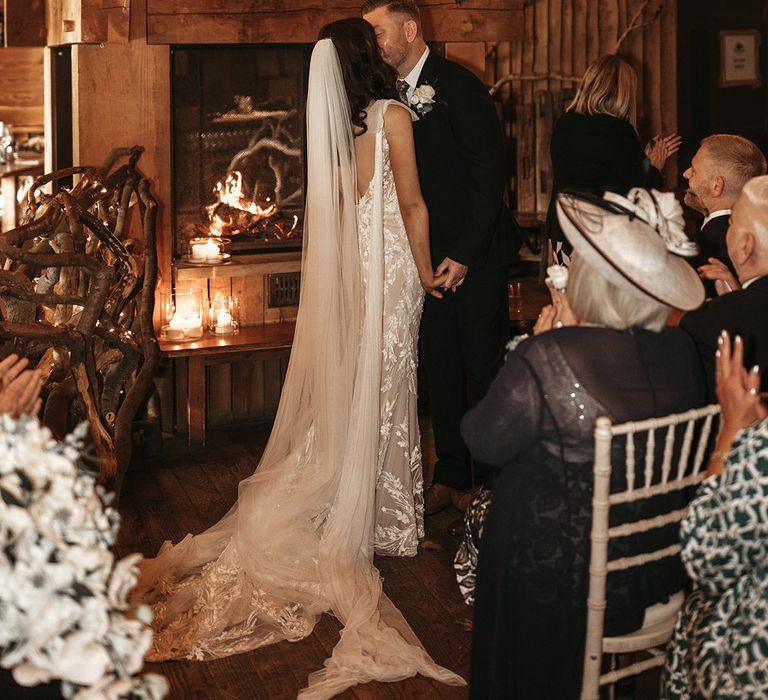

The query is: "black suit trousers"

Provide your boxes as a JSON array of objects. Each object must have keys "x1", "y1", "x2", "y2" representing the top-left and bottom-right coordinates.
[{"x1": 420, "y1": 265, "x2": 509, "y2": 489}]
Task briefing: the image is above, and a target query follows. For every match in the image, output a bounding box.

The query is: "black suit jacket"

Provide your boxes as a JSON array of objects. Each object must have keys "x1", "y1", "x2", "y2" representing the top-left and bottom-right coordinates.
[
  {"x1": 680, "y1": 275, "x2": 768, "y2": 400},
  {"x1": 546, "y1": 111, "x2": 662, "y2": 246},
  {"x1": 686, "y1": 213, "x2": 736, "y2": 298},
  {"x1": 411, "y1": 51, "x2": 519, "y2": 270}
]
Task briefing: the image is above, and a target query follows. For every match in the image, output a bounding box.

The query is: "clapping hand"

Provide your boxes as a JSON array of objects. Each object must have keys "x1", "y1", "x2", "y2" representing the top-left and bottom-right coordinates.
[
  {"x1": 0, "y1": 354, "x2": 44, "y2": 418},
  {"x1": 533, "y1": 279, "x2": 579, "y2": 335},
  {"x1": 436, "y1": 257, "x2": 468, "y2": 292},
  {"x1": 698, "y1": 258, "x2": 740, "y2": 296},
  {"x1": 716, "y1": 331, "x2": 766, "y2": 434},
  {"x1": 708, "y1": 331, "x2": 767, "y2": 476},
  {"x1": 645, "y1": 133, "x2": 682, "y2": 171}
]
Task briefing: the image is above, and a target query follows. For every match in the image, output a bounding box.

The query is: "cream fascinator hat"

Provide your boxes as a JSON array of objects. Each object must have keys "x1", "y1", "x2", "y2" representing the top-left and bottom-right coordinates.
[{"x1": 555, "y1": 188, "x2": 705, "y2": 310}]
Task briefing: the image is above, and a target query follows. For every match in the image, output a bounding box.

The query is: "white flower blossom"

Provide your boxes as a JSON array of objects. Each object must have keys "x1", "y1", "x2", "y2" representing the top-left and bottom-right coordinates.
[
  {"x1": 546, "y1": 264, "x2": 569, "y2": 290},
  {"x1": 408, "y1": 83, "x2": 438, "y2": 116},
  {"x1": 0, "y1": 416, "x2": 167, "y2": 699}
]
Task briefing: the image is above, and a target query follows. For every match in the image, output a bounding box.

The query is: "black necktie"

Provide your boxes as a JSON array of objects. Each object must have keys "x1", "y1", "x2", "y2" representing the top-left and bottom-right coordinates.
[{"x1": 396, "y1": 79, "x2": 409, "y2": 105}]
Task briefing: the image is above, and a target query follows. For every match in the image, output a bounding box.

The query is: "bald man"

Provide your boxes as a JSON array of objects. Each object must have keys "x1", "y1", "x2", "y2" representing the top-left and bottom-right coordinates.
[{"x1": 681, "y1": 175, "x2": 768, "y2": 399}]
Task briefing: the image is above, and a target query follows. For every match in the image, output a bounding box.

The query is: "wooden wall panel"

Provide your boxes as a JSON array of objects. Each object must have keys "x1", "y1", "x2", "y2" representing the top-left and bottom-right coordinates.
[
  {"x1": 489, "y1": 0, "x2": 677, "y2": 214},
  {"x1": 0, "y1": 48, "x2": 44, "y2": 130},
  {"x1": 5, "y1": 0, "x2": 46, "y2": 46},
  {"x1": 70, "y1": 2, "x2": 172, "y2": 328}
]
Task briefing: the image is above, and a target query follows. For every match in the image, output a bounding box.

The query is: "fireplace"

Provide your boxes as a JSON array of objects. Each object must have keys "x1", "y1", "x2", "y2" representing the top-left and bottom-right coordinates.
[{"x1": 172, "y1": 44, "x2": 312, "y2": 257}]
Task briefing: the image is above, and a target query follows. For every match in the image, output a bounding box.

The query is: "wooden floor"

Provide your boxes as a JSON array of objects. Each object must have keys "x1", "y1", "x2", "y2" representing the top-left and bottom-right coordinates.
[{"x1": 117, "y1": 420, "x2": 472, "y2": 700}]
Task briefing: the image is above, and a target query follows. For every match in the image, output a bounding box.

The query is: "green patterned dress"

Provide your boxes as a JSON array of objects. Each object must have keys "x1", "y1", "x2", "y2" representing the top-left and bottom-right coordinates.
[{"x1": 662, "y1": 417, "x2": 768, "y2": 698}]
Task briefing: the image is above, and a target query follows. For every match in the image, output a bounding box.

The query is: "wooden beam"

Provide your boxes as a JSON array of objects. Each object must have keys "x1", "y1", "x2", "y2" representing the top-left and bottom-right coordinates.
[
  {"x1": 147, "y1": 6, "x2": 524, "y2": 44},
  {"x1": 147, "y1": 0, "x2": 524, "y2": 12},
  {"x1": 47, "y1": 0, "x2": 130, "y2": 46}
]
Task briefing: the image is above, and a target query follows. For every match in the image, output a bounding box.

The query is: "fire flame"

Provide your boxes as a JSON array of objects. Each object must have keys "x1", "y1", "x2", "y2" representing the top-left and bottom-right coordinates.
[{"x1": 206, "y1": 171, "x2": 278, "y2": 236}]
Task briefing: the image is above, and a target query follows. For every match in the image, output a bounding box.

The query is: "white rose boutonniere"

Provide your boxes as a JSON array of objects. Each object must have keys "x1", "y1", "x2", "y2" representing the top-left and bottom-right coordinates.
[{"x1": 409, "y1": 83, "x2": 438, "y2": 117}]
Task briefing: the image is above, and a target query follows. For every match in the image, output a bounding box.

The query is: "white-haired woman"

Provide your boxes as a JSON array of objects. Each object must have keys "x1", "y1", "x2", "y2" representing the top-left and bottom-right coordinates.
[
  {"x1": 463, "y1": 189, "x2": 707, "y2": 699},
  {"x1": 546, "y1": 54, "x2": 680, "y2": 265}
]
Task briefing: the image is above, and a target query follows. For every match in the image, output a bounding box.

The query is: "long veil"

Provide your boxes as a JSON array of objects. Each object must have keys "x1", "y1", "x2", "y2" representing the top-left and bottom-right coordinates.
[{"x1": 135, "y1": 39, "x2": 465, "y2": 698}]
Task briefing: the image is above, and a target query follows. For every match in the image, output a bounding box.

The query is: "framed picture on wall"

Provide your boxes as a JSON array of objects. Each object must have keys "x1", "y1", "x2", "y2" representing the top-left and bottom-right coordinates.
[{"x1": 720, "y1": 30, "x2": 762, "y2": 87}]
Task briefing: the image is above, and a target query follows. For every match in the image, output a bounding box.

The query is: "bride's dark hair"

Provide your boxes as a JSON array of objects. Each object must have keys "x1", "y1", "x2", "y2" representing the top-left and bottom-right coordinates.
[{"x1": 318, "y1": 18, "x2": 398, "y2": 135}]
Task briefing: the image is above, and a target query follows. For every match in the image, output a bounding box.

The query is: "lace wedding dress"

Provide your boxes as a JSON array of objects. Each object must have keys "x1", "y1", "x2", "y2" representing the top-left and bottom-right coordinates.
[
  {"x1": 134, "y1": 41, "x2": 463, "y2": 699},
  {"x1": 361, "y1": 99, "x2": 426, "y2": 558}
]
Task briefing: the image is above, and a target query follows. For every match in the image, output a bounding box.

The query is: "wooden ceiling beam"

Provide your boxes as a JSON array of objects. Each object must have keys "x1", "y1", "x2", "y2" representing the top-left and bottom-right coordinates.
[{"x1": 146, "y1": 2, "x2": 524, "y2": 44}]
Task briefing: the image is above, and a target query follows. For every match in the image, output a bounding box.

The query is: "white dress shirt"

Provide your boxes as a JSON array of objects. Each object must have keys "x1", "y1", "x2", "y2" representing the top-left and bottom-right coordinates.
[
  {"x1": 401, "y1": 47, "x2": 430, "y2": 102},
  {"x1": 701, "y1": 208, "x2": 731, "y2": 228}
]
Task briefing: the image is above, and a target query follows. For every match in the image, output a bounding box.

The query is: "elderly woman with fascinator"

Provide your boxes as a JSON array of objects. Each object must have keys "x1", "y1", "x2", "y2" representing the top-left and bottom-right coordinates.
[{"x1": 460, "y1": 188, "x2": 708, "y2": 698}]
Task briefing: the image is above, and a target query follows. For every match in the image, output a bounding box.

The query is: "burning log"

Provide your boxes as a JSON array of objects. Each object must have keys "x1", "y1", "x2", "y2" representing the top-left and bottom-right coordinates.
[{"x1": 0, "y1": 147, "x2": 159, "y2": 495}]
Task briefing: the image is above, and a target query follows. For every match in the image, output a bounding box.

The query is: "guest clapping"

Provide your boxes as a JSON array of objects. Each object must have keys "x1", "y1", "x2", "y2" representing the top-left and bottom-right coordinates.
[
  {"x1": 682, "y1": 134, "x2": 766, "y2": 296},
  {"x1": 461, "y1": 189, "x2": 706, "y2": 699},
  {"x1": 546, "y1": 54, "x2": 680, "y2": 265},
  {"x1": 662, "y1": 332, "x2": 768, "y2": 698},
  {"x1": 681, "y1": 175, "x2": 768, "y2": 400},
  {"x1": 0, "y1": 354, "x2": 43, "y2": 417}
]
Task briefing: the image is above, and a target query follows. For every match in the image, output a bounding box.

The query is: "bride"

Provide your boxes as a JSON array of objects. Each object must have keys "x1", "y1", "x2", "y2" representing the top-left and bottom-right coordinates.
[{"x1": 135, "y1": 17, "x2": 465, "y2": 699}]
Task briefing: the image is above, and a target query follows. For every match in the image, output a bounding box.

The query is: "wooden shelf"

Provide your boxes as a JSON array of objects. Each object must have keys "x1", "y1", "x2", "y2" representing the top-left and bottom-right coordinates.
[
  {"x1": 159, "y1": 321, "x2": 295, "y2": 358},
  {"x1": 160, "y1": 321, "x2": 296, "y2": 445},
  {"x1": 174, "y1": 251, "x2": 301, "y2": 280}
]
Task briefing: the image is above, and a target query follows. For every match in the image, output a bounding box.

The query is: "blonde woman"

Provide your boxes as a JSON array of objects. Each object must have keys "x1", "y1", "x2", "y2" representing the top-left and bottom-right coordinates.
[{"x1": 546, "y1": 54, "x2": 681, "y2": 265}]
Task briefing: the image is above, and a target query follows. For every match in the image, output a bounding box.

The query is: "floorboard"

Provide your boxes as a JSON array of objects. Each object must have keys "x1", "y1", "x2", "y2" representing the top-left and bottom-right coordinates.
[{"x1": 119, "y1": 421, "x2": 471, "y2": 699}]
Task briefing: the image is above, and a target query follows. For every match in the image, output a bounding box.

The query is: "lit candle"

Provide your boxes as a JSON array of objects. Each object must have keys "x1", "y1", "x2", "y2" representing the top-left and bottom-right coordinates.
[
  {"x1": 204, "y1": 239, "x2": 221, "y2": 261},
  {"x1": 167, "y1": 313, "x2": 203, "y2": 339},
  {"x1": 191, "y1": 242, "x2": 208, "y2": 260},
  {"x1": 215, "y1": 309, "x2": 234, "y2": 334}
]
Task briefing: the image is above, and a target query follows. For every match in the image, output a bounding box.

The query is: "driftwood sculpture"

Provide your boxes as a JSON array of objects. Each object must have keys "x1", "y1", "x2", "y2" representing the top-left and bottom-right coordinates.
[{"x1": 0, "y1": 146, "x2": 159, "y2": 493}]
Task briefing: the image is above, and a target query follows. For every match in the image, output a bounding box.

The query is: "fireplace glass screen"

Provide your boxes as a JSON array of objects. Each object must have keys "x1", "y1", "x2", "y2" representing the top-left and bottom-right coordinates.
[{"x1": 172, "y1": 45, "x2": 312, "y2": 256}]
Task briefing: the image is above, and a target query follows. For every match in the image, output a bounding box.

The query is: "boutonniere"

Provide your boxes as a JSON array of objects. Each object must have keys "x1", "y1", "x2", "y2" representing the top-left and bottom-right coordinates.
[{"x1": 409, "y1": 83, "x2": 439, "y2": 117}]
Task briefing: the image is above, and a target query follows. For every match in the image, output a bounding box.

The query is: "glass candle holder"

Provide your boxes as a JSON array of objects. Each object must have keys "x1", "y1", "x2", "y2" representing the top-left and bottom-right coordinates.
[
  {"x1": 161, "y1": 287, "x2": 205, "y2": 341},
  {"x1": 208, "y1": 296, "x2": 240, "y2": 335},
  {"x1": 187, "y1": 236, "x2": 231, "y2": 264},
  {"x1": 157, "y1": 290, "x2": 174, "y2": 328}
]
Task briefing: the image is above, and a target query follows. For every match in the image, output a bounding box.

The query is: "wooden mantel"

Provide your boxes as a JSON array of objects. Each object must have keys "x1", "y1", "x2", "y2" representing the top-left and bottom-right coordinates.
[{"x1": 146, "y1": 0, "x2": 525, "y2": 44}]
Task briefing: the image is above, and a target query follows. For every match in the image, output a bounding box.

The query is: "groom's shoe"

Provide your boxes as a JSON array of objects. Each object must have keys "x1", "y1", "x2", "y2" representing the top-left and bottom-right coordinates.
[
  {"x1": 451, "y1": 485, "x2": 483, "y2": 513},
  {"x1": 424, "y1": 483, "x2": 454, "y2": 515}
]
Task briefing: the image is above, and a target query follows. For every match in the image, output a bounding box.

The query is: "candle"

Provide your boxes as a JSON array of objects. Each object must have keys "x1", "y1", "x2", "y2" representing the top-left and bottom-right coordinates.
[
  {"x1": 190, "y1": 238, "x2": 221, "y2": 261},
  {"x1": 215, "y1": 309, "x2": 234, "y2": 334},
  {"x1": 191, "y1": 242, "x2": 208, "y2": 260},
  {"x1": 204, "y1": 239, "x2": 221, "y2": 261},
  {"x1": 167, "y1": 313, "x2": 203, "y2": 339}
]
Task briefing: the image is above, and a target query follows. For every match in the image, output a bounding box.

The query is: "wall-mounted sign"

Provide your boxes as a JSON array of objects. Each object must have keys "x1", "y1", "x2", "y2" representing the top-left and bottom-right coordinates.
[{"x1": 720, "y1": 30, "x2": 762, "y2": 87}]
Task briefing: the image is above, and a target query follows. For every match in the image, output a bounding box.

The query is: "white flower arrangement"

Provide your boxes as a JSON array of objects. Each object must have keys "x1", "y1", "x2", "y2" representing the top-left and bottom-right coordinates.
[
  {"x1": 546, "y1": 264, "x2": 569, "y2": 291},
  {"x1": 0, "y1": 415, "x2": 168, "y2": 700},
  {"x1": 408, "y1": 83, "x2": 437, "y2": 116}
]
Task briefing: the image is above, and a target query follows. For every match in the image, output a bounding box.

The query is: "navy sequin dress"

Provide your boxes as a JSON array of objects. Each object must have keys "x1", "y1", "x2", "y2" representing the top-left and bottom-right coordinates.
[{"x1": 461, "y1": 327, "x2": 706, "y2": 699}]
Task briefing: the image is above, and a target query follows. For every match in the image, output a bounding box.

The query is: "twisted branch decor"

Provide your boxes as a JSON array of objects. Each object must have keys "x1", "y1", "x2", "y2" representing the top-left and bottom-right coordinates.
[{"x1": 0, "y1": 146, "x2": 159, "y2": 494}]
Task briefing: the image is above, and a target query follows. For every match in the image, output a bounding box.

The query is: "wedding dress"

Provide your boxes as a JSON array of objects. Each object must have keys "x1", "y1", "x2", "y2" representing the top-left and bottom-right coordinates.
[{"x1": 135, "y1": 40, "x2": 464, "y2": 699}]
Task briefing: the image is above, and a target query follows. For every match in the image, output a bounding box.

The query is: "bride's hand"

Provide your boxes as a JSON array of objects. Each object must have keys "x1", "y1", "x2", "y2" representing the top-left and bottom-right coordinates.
[{"x1": 421, "y1": 272, "x2": 448, "y2": 299}]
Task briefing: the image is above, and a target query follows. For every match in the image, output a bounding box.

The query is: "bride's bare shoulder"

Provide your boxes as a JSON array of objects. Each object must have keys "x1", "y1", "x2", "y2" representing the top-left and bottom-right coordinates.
[{"x1": 383, "y1": 101, "x2": 415, "y2": 134}]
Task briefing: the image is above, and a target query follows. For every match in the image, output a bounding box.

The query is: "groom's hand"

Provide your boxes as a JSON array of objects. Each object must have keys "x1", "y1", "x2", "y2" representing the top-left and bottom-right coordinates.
[{"x1": 436, "y1": 258, "x2": 468, "y2": 291}]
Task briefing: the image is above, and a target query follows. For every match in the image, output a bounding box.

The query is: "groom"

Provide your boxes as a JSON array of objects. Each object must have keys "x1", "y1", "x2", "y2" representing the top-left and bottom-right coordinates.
[{"x1": 363, "y1": 1, "x2": 519, "y2": 521}]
